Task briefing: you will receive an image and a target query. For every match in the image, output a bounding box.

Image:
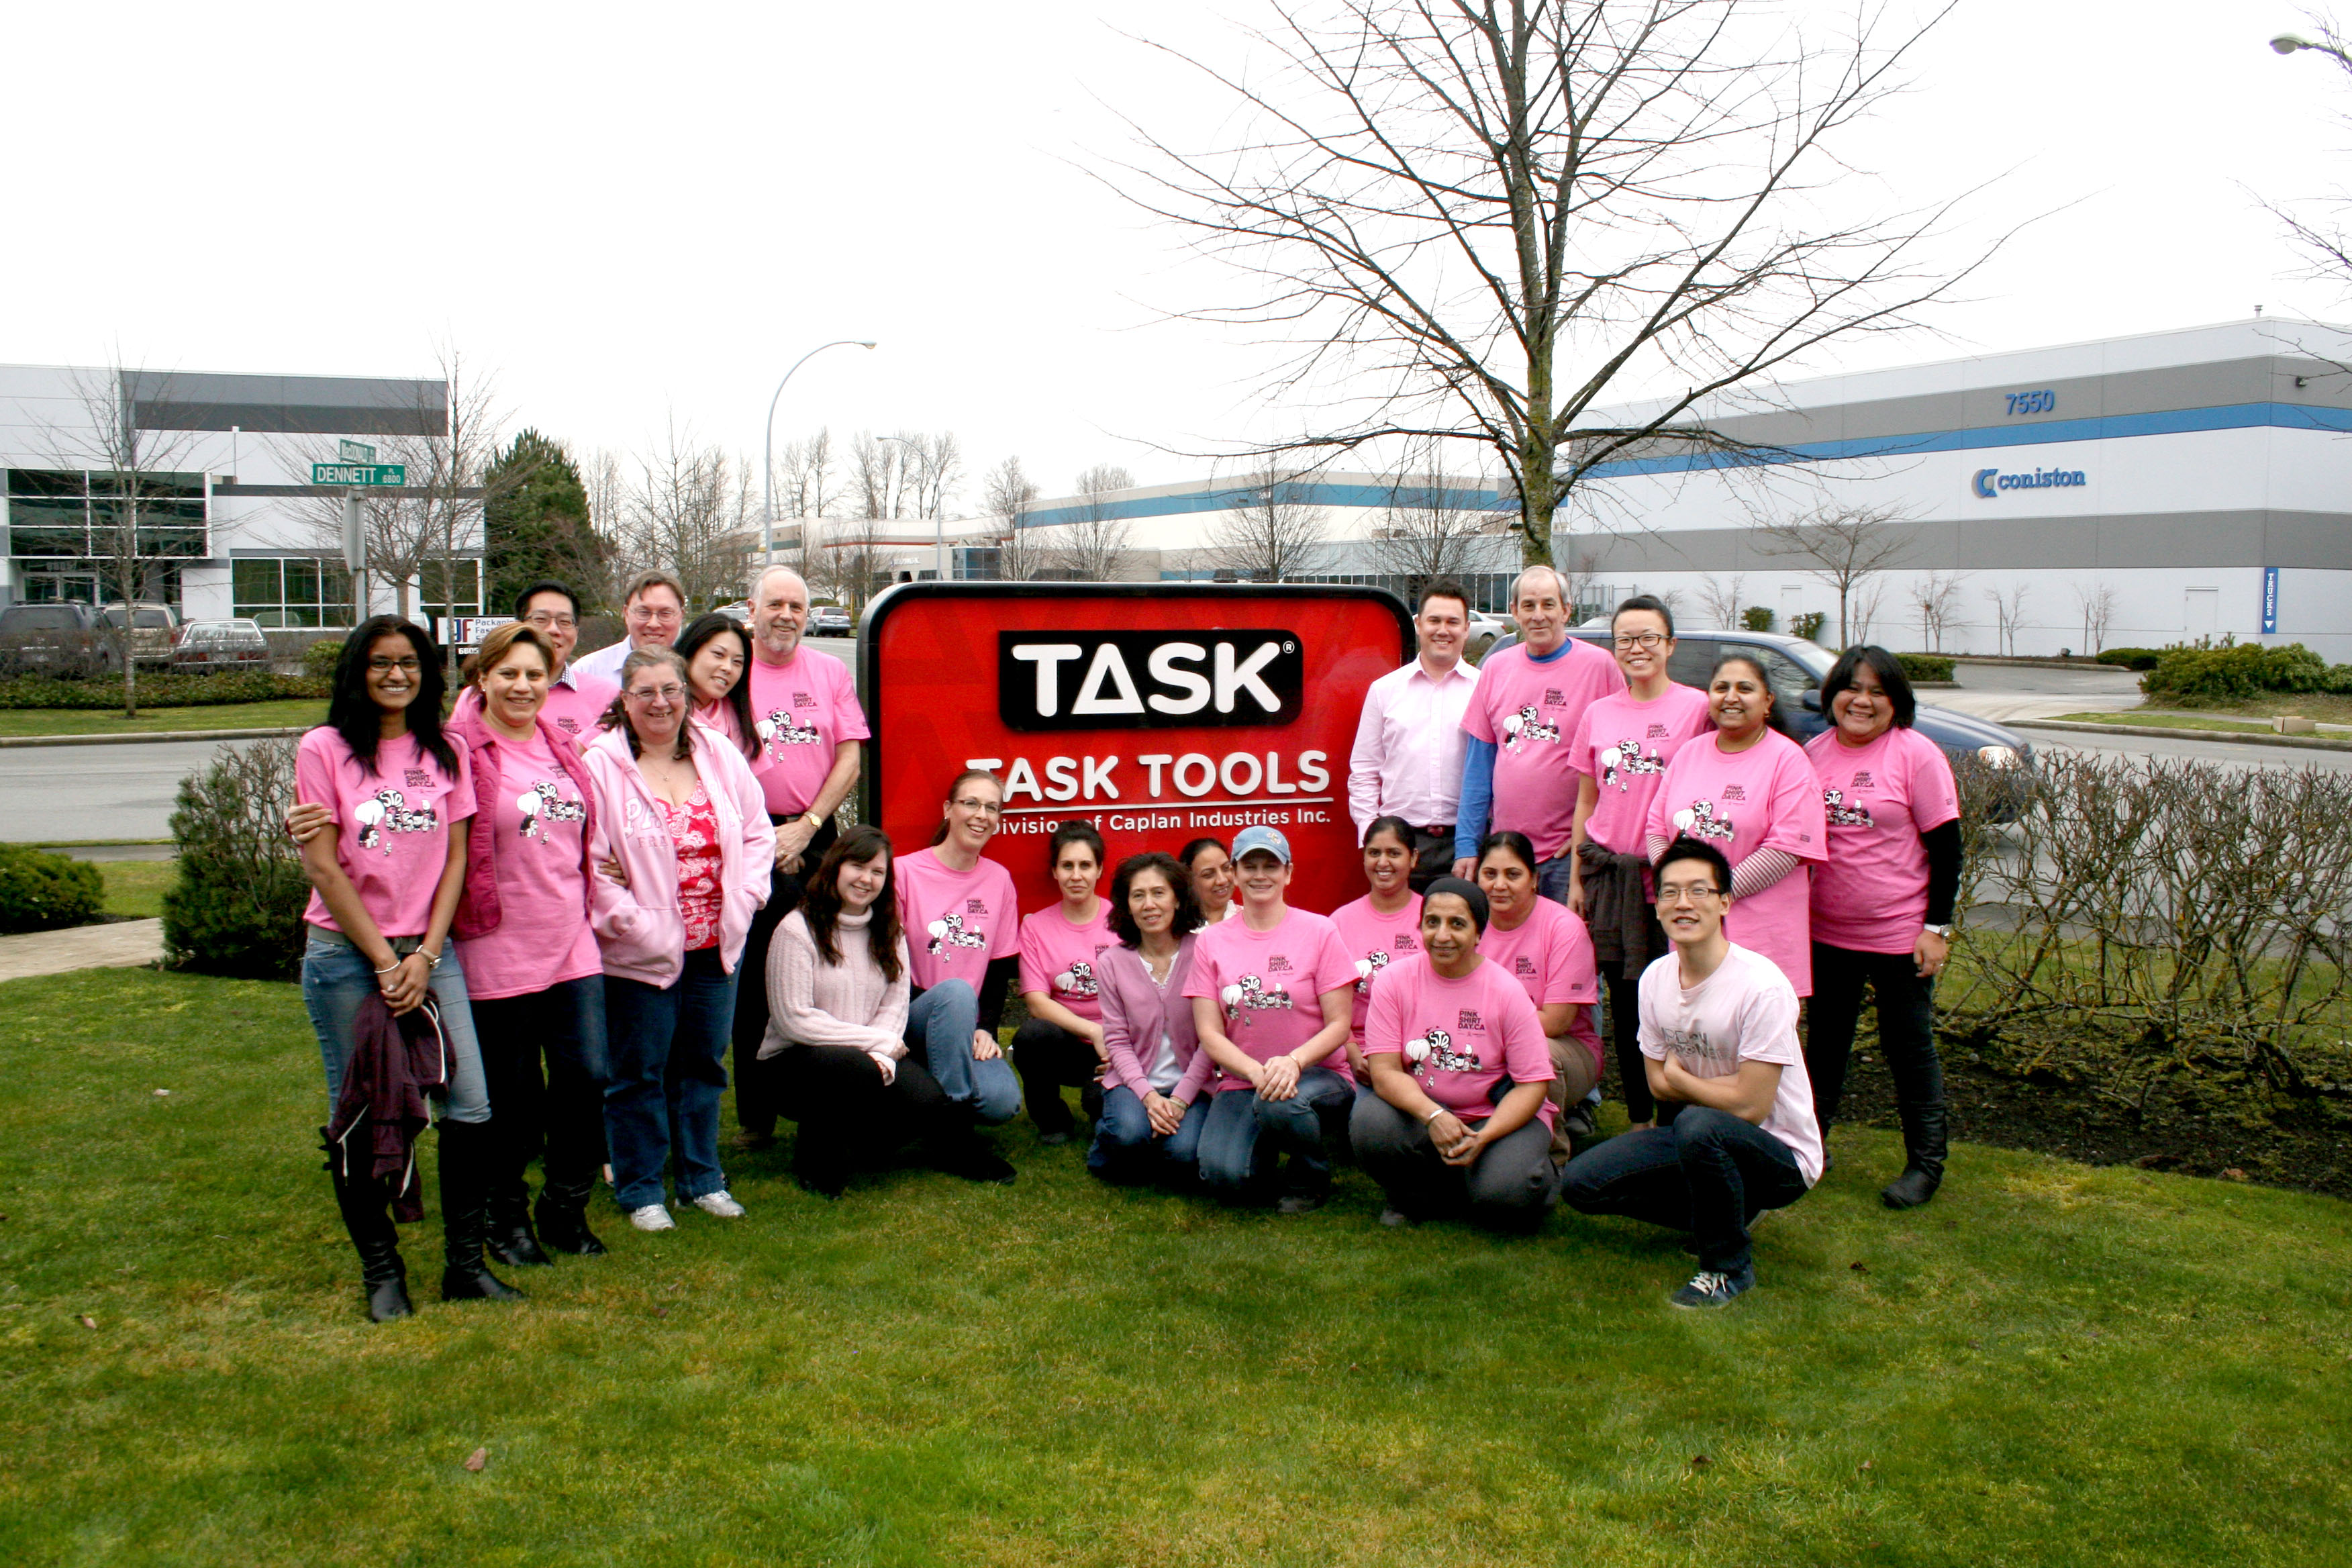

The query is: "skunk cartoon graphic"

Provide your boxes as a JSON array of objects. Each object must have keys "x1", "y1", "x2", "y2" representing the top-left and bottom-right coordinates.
[
  {"x1": 352, "y1": 789, "x2": 438, "y2": 855},
  {"x1": 926, "y1": 912, "x2": 987, "y2": 957},
  {"x1": 515, "y1": 781, "x2": 587, "y2": 842},
  {"x1": 1218, "y1": 975, "x2": 1293, "y2": 1018},
  {"x1": 758, "y1": 709, "x2": 821, "y2": 750},
  {"x1": 1822, "y1": 787, "x2": 1874, "y2": 828},
  {"x1": 1500, "y1": 704, "x2": 1561, "y2": 753},
  {"x1": 1052, "y1": 959, "x2": 1099, "y2": 999},
  {"x1": 1669, "y1": 799, "x2": 1735, "y2": 843},
  {"x1": 1353, "y1": 948, "x2": 1392, "y2": 994},
  {"x1": 1598, "y1": 737, "x2": 1663, "y2": 790}
]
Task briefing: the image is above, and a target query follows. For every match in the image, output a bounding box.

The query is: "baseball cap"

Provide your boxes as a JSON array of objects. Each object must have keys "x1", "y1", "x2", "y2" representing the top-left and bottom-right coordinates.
[{"x1": 1231, "y1": 825, "x2": 1292, "y2": 865}]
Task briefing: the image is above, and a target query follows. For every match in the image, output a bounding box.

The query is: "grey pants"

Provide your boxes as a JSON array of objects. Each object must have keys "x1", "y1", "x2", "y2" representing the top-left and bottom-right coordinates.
[{"x1": 1351, "y1": 1093, "x2": 1559, "y2": 1231}]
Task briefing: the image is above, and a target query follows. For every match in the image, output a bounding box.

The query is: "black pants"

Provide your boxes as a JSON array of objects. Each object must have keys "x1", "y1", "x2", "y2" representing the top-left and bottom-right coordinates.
[
  {"x1": 732, "y1": 814, "x2": 837, "y2": 1138},
  {"x1": 1559, "y1": 1106, "x2": 1808, "y2": 1273},
  {"x1": 762, "y1": 1043, "x2": 955, "y2": 1189},
  {"x1": 1405, "y1": 825, "x2": 1457, "y2": 893},
  {"x1": 1805, "y1": 941, "x2": 1943, "y2": 1128},
  {"x1": 467, "y1": 975, "x2": 610, "y2": 1220},
  {"x1": 1012, "y1": 1017, "x2": 1105, "y2": 1136}
]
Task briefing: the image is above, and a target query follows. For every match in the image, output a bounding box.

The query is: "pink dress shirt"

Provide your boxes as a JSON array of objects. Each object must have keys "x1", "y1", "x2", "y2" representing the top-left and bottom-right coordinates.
[{"x1": 1347, "y1": 654, "x2": 1481, "y2": 836}]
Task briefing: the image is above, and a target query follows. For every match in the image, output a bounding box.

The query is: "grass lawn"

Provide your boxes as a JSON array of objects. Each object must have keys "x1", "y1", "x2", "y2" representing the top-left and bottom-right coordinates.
[
  {"x1": 2049, "y1": 709, "x2": 2348, "y2": 735},
  {"x1": 0, "y1": 698, "x2": 325, "y2": 739},
  {"x1": 2, "y1": 969, "x2": 2347, "y2": 1567},
  {"x1": 95, "y1": 859, "x2": 176, "y2": 919}
]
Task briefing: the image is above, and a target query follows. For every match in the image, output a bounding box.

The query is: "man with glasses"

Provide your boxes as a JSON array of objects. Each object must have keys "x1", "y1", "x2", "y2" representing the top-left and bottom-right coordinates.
[
  {"x1": 1558, "y1": 837, "x2": 1823, "y2": 1309},
  {"x1": 452, "y1": 581, "x2": 618, "y2": 746},
  {"x1": 571, "y1": 571, "x2": 688, "y2": 689},
  {"x1": 1347, "y1": 581, "x2": 1481, "y2": 891}
]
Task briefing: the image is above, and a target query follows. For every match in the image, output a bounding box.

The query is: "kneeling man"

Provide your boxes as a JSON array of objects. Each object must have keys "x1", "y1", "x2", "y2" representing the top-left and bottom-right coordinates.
[{"x1": 1559, "y1": 836, "x2": 1822, "y2": 1308}]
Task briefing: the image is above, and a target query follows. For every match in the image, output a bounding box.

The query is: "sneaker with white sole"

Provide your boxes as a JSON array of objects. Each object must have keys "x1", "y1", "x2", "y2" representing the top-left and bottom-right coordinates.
[
  {"x1": 691, "y1": 1190, "x2": 746, "y2": 1218},
  {"x1": 1670, "y1": 1263, "x2": 1756, "y2": 1309},
  {"x1": 627, "y1": 1204, "x2": 675, "y2": 1232}
]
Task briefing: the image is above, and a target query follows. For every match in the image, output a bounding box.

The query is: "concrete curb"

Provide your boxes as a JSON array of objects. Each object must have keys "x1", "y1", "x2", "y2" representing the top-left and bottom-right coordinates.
[
  {"x1": 0, "y1": 727, "x2": 306, "y2": 749},
  {"x1": 2010, "y1": 718, "x2": 2352, "y2": 753}
]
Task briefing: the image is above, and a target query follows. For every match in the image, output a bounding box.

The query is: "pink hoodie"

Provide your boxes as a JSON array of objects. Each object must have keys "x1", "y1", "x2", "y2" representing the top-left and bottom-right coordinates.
[{"x1": 582, "y1": 719, "x2": 776, "y2": 987}]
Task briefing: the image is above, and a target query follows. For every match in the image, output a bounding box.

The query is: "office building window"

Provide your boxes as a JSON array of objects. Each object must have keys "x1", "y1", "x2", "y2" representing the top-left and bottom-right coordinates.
[
  {"x1": 5, "y1": 469, "x2": 209, "y2": 560},
  {"x1": 233, "y1": 557, "x2": 355, "y2": 628}
]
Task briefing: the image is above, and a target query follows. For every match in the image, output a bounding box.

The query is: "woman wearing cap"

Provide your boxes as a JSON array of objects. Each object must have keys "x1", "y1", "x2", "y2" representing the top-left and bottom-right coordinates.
[
  {"x1": 1329, "y1": 816, "x2": 1423, "y2": 1086},
  {"x1": 1181, "y1": 838, "x2": 1236, "y2": 927},
  {"x1": 1012, "y1": 820, "x2": 1118, "y2": 1145},
  {"x1": 1476, "y1": 829, "x2": 1602, "y2": 1159},
  {"x1": 1804, "y1": 646, "x2": 1964, "y2": 1209},
  {"x1": 893, "y1": 768, "x2": 1024, "y2": 1183},
  {"x1": 1183, "y1": 825, "x2": 1359, "y2": 1212},
  {"x1": 1088, "y1": 852, "x2": 1214, "y2": 1184},
  {"x1": 1353, "y1": 877, "x2": 1558, "y2": 1230}
]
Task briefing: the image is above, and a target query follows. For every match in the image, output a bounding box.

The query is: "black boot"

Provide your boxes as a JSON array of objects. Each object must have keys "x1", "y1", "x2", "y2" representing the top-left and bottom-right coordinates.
[
  {"x1": 534, "y1": 1172, "x2": 607, "y2": 1255},
  {"x1": 1881, "y1": 1103, "x2": 1947, "y2": 1210},
  {"x1": 326, "y1": 1140, "x2": 412, "y2": 1324},
  {"x1": 487, "y1": 1185, "x2": 552, "y2": 1268},
  {"x1": 438, "y1": 1120, "x2": 527, "y2": 1302}
]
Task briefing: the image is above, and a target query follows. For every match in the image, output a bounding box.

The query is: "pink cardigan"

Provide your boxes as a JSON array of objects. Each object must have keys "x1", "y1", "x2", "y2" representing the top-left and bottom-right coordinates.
[
  {"x1": 582, "y1": 720, "x2": 775, "y2": 986},
  {"x1": 1098, "y1": 933, "x2": 1214, "y2": 1106}
]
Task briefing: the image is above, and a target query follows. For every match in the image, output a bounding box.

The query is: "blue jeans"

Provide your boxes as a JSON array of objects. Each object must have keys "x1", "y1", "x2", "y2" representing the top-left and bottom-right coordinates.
[
  {"x1": 603, "y1": 948, "x2": 738, "y2": 1210},
  {"x1": 1087, "y1": 1085, "x2": 1210, "y2": 1183},
  {"x1": 1197, "y1": 1067, "x2": 1352, "y2": 1202},
  {"x1": 1559, "y1": 1106, "x2": 1808, "y2": 1273},
  {"x1": 1537, "y1": 854, "x2": 1575, "y2": 904},
  {"x1": 908, "y1": 982, "x2": 1021, "y2": 1125},
  {"x1": 301, "y1": 925, "x2": 489, "y2": 1123}
]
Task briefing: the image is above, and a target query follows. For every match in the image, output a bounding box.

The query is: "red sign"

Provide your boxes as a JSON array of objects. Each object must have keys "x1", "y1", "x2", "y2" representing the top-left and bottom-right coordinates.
[{"x1": 860, "y1": 583, "x2": 1414, "y2": 918}]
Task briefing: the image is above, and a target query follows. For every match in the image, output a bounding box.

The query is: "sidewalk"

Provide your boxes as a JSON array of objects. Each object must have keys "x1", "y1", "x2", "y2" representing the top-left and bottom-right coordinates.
[{"x1": 0, "y1": 919, "x2": 164, "y2": 983}]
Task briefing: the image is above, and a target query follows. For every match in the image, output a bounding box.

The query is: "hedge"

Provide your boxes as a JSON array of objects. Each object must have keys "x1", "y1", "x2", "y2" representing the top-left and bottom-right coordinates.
[
  {"x1": 1896, "y1": 652, "x2": 1955, "y2": 683},
  {"x1": 0, "y1": 844, "x2": 105, "y2": 935},
  {"x1": 0, "y1": 672, "x2": 331, "y2": 710},
  {"x1": 2140, "y1": 641, "x2": 2352, "y2": 703},
  {"x1": 161, "y1": 740, "x2": 312, "y2": 979},
  {"x1": 2096, "y1": 647, "x2": 2163, "y2": 671}
]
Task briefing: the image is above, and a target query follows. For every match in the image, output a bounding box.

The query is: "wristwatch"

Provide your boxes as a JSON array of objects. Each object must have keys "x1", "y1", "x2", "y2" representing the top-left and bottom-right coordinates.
[
  {"x1": 1922, "y1": 923, "x2": 1954, "y2": 938},
  {"x1": 801, "y1": 810, "x2": 824, "y2": 830}
]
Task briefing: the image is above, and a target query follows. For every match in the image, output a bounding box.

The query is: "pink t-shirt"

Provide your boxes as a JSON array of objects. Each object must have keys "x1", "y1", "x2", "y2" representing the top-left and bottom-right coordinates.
[
  {"x1": 1477, "y1": 896, "x2": 1601, "y2": 1071},
  {"x1": 454, "y1": 728, "x2": 603, "y2": 999},
  {"x1": 1018, "y1": 901, "x2": 1118, "y2": 1024},
  {"x1": 1806, "y1": 726, "x2": 1961, "y2": 955},
  {"x1": 448, "y1": 667, "x2": 618, "y2": 752},
  {"x1": 1637, "y1": 942, "x2": 1823, "y2": 1185},
  {"x1": 1329, "y1": 893, "x2": 1424, "y2": 1044},
  {"x1": 1645, "y1": 729, "x2": 1828, "y2": 995},
  {"x1": 297, "y1": 727, "x2": 477, "y2": 939},
  {"x1": 1183, "y1": 907, "x2": 1360, "y2": 1090},
  {"x1": 1462, "y1": 638, "x2": 1625, "y2": 860},
  {"x1": 896, "y1": 847, "x2": 1020, "y2": 993},
  {"x1": 745, "y1": 646, "x2": 870, "y2": 818},
  {"x1": 1365, "y1": 952, "x2": 1555, "y2": 1126},
  {"x1": 1569, "y1": 683, "x2": 1714, "y2": 856}
]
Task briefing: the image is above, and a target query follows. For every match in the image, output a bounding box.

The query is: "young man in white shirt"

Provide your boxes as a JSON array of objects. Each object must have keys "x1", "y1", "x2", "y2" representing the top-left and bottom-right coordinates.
[
  {"x1": 1346, "y1": 581, "x2": 1480, "y2": 890},
  {"x1": 1558, "y1": 836, "x2": 1823, "y2": 1308},
  {"x1": 569, "y1": 570, "x2": 687, "y2": 686}
]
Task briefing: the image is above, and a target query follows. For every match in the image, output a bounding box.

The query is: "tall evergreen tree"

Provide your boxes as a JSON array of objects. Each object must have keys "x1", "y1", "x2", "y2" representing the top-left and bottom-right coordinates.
[{"x1": 483, "y1": 429, "x2": 601, "y2": 614}]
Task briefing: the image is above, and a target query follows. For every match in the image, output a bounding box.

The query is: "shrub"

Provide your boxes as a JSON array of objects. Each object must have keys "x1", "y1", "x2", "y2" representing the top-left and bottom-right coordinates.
[
  {"x1": 302, "y1": 638, "x2": 344, "y2": 680},
  {"x1": 2140, "y1": 641, "x2": 2337, "y2": 703},
  {"x1": 0, "y1": 672, "x2": 330, "y2": 711},
  {"x1": 1739, "y1": 606, "x2": 1775, "y2": 632},
  {"x1": 2096, "y1": 647, "x2": 2162, "y2": 671},
  {"x1": 0, "y1": 844, "x2": 104, "y2": 934},
  {"x1": 1790, "y1": 610, "x2": 1826, "y2": 642},
  {"x1": 161, "y1": 740, "x2": 313, "y2": 979},
  {"x1": 1897, "y1": 652, "x2": 1955, "y2": 683}
]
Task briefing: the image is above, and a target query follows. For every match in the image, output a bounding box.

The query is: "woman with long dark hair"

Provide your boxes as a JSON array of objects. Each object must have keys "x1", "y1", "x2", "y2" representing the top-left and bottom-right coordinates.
[
  {"x1": 676, "y1": 612, "x2": 758, "y2": 762},
  {"x1": 1181, "y1": 837, "x2": 1236, "y2": 927},
  {"x1": 584, "y1": 648, "x2": 775, "y2": 1232},
  {"x1": 1088, "y1": 851, "x2": 1212, "y2": 1183},
  {"x1": 293, "y1": 615, "x2": 513, "y2": 1320},
  {"x1": 1012, "y1": 820, "x2": 1116, "y2": 1144},
  {"x1": 1804, "y1": 645, "x2": 1963, "y2": 1208}
]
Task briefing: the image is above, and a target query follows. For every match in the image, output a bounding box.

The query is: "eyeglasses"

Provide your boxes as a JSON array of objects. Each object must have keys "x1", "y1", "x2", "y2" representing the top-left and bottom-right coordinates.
[
  {"x1": 625, "y1": 684, "x2": 687, "y2": 703},
  {"x1": 522, "y1": 612, "x2": 577, "y2": 631},
  {"x1": 1655, "y1": 881, "x2": 1722, "y2": 904},
  {"x1": 952, "y1": 797, "x2": 1003, "y2": 816},
  {"x1": 367, "y1": 656, "x2": 422, "y2": 673},
  {"x1": 1614, "y1": 631, "x2": 1667, "y2": 649},
  {"x1": 629, "y1": 606, "x2": 683, "y2": 625}
]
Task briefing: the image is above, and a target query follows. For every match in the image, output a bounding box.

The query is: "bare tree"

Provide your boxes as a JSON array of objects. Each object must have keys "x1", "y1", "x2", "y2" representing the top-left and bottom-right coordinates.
[
  {"x1": 1697, "y1": 572, "x2": 1748, "y2": 631},
  {"x1": 1907, "y1": 569, "x2": 1967, "y2": 652},
  {"x1": 1052, "y1": 462, "x2": 1138, "y2": 582},
  {"x1": 1201, "y1": 468, "x2": 1332, "y2": 581},
  {"x1": 981, "y1": 456, "x2": 1052, "y2": 581},
  {"x1": 903, "y1": 432, "x2": 965, "y2": 522},
  {"x1": 822, "y1": 523, "x2": 898, "y2": 615},
  {"x1": 1366, "y1": 442, "x2": 1507, "y2": 601},
  {"x1": 1847, "y1": 576, "x2": 1885, "y2": 646},
  {"x1": 1986, "y1": 581, "x2": 2030, "y2": 657},
  {"x1": 39, "y1": 362, "x2": 206, "y2": 716},
  {"x1": 623, "y1": 420, "x2": 742, "y2": 611},
  {"x1": 1754, "y1": 504, "x2": 1914, "y2": 649},
  {"x1": 1114, "y1": 0, "x2": 1998, "y2": 566},
  {"x1": 2073, "y1": 579, "x2": 2118, "y2": 655},
  {"x1": 775, "y1": 428, "x2": 842, "y2": 520},
  {"x1": 579, "y1": 446, "x2": 633, "y2": 607},
  {"x1": 850, "y1": 431, "x2": 916, "y2": 520},
  {"x1": 1555, "y1": 547, "x2": 1604, "y2": 620}
]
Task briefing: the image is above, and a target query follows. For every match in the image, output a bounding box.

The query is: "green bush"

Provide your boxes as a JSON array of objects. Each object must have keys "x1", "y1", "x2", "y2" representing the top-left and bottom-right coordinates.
[
  {"x1": 161, "y1": 740, "x2": 313, "y2": 979},
  {"x1": 1739, "y1": 606, "x2": 1775, "y2": 632},
  {"x1": 0, "y1": 672, "x2": 330, "y2": 710},
  {"x1": 2140, "y1": 641, "x2": 2342, "y2": 703},
  {"x1": 0, "y1": 844, "x2": 105, "y2": 934},
  {"x1": 1896, "y1": 652, "x2": 1955, "y2": 683},
  {"x1": 1790, "y1": 610, "x2": 1827, "y2": 642},
  {"x1": 302, "y1": 638, "x2": 344, "y2": 680},
  {"x1": 2096, "y1": 647, "x2": 2163, "y2": 671}
]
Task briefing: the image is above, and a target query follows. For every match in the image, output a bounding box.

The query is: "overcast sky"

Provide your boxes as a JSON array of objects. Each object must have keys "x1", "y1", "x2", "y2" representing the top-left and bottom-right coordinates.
[{"x1": 10, "y1": 1, "x2": 2350, "y2": 504}]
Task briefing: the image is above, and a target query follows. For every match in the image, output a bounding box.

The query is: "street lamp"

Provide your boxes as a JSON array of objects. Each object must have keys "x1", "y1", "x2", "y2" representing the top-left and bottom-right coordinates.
[
  {"x1": 762, "y1": 339, "x2": 877, "y2": 570},
  {"x1": 2272, "y1": 33, "x2": 2352, "y2": 64}
]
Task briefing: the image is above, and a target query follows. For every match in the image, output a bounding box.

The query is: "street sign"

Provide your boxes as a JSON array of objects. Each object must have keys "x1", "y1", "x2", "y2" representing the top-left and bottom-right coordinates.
[
  {"x1": 311, "y1": 463, "x2": 405, "y2": 487},
  {"x1": 338, "y1": 439, "x2": 377, "y2": 463}
]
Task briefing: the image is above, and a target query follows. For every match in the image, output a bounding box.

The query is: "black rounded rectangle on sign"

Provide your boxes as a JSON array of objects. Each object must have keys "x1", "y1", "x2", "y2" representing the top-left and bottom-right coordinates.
[{"x1": 997, "y1": 628, "x2": 1304, "y2": 732}]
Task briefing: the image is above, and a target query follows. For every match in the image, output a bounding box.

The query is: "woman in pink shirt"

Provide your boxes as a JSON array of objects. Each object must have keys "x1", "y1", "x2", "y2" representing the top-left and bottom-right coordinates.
[
  {"x1": 1087, "y1": 852, "x2": 1214, "y2": 1184},
  {"x1": 1475, "y1": 830, "x2": 1602, "y2": 1159},
  {"x1": 1804, "y1": 646, "x2": 1964, "y2": 1210},
  {"x1": 293, "y1": 616, "x2": 511, "y2": 1321},
  {"x1": 1644, "y1": 653, "x2": 1828, "y2": 995},
  {"x1": 583, "y1": 648, "x2": 776, "y2": 1233},
  {"x1": 1353, "y1": 878, "x2": 1558, "y2": 1230},
  {"x1": 676, "y1": 612, "x2": 756, "y2": 763},
  {"x1": 1181, "y1": 837, "x2": 1236, "y2": 927},
  {"x1": 444, "y1": 622, "x2": 609, "y2": 1266},
  {"x1": 1328, "y1": 816, "x2": 1424, "y2": 1084},
  {"x1": 1012, "y1": 820, "x2": 1118, "y2": 1145}
]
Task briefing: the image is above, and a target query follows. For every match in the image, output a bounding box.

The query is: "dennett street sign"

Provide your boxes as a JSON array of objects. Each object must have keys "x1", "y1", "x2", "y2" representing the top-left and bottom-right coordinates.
[{"x1": 311, "y1": 463, "x2": 407, "y2": 487}]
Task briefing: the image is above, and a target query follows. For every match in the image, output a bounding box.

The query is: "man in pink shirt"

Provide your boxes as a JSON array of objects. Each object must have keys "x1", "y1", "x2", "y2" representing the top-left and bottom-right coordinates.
[
  {"x1": 1348, "y1": 581, "x2": 1481, "y2": 891},
  {"x1": 1559, "y1": 836, "x2": 1821, "y2": 1310},
  {"x1": 1453, "y1": 566, "x2": 1624, "y2": 900},
  {"x1": 730, "y1": 563, "x2": 870, "y2": 1144},
  {"x1": 448, "y1": 581, "x2": 618, "y2": 748}
]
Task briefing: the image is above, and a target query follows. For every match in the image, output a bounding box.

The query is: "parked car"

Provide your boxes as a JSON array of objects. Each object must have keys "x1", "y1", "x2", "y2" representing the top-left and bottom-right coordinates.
[
  {"x1": 97, "y1": 602, "x2": 181, "y2": 668},
  {"x1": 0, "y1": 601, "x2": 105, "y2": 679},
  {"x1": 810, "y1": 605, "x2": 854, "y2": 636},
  {"x1": 169, "y1": 618, "x2": 273, "y2": 673}
]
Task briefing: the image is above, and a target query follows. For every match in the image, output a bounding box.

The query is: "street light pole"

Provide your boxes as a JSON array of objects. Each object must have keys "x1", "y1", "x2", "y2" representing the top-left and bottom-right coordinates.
[
  {"x1": 2272, "y1": 32, "x2": 2352, "y2": 66},
  {"x1": 763, "y1": 339, "x2": 877, "y2": 571}
]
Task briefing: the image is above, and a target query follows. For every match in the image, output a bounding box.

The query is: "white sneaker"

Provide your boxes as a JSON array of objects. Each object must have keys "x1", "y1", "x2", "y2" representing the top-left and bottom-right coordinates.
[
  {"x1": 691, "y1": 1190, "x2": 746, "y2": 1218},
  {"x1": 627, "y1": 1204, "x2": 675, "y2": 1232}
]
